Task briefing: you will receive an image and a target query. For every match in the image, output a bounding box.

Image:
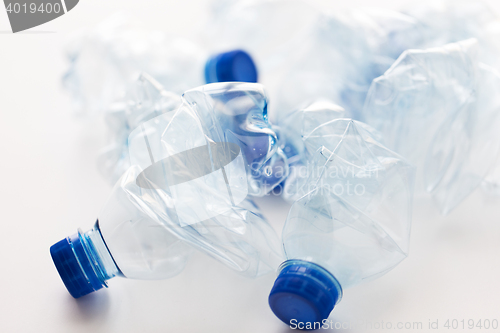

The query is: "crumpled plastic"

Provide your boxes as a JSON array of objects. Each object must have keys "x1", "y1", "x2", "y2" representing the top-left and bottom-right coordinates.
[
  {"x1": 275, "y1": 99, "x2": 351, "y2": 173},
  {"x1": 63, "y1": 15, "x2": 206, "y2": 114},
  {"x1": 97, "y1": 73, "x2": 182, "y2": 184},
  {"x1": 181, "y1": 83, "x2": 288, "y2": 196},
  {"x1": 207, "y1": 1, "x2": 429, "y2": 120},
  {"x1": 208, "y1": 0, "x2": 500, "y2": 122},
  {"x1": 103, "y1": 80, "x2": 288, "y2": 198},
  {"x1": 66, "y1": 0, "x2": 500, "y2": 216},
  {"x1": 362, "y1": 39, "x2": 500, "y2": 214},
  {"x1": 112, "y1": 83, "x2": 286, "y2": 276},
  {"x1": 278, "y1": 100, "x2": 415, "y2": 286},
  {"x1": 113, "y1": 166, "x2": 283, "y2": 277}
]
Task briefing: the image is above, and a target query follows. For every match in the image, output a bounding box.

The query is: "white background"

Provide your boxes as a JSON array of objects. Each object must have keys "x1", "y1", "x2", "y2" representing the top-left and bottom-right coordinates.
[{"x1": 1, "y1": 0, "x2": 500, "y2": 332}]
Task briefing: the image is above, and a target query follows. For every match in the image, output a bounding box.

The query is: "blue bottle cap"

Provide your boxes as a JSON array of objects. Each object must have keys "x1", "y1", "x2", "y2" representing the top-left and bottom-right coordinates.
[
  {"x1": 268, "y1": 260, "x2": 342, "y2": 326},
  {"x1": 50, "y1": 232, "x2": 106, "y2": 298},
  {"x1": 205, "y1": 50, "x2": 258, "y2": 84}
]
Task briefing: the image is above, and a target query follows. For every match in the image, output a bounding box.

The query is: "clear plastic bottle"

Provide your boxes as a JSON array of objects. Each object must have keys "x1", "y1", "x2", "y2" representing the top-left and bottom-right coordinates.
[
  {"x1": 209, "y1": 0, "x2": 499, "y2": 125},
  {"x1": 96, "y1": 73, "x2": 183, "y2": 184},
  {"x1": 50, "y1": 170, "x2": 281, "y2": 298},
  {"x1": 50, "y1": 182, "x2": 193, "y2": 298},
  {"x1": 63, "y1": 15, "x2": 257, "y2": 115},
  {"x1": 268, "y1": 102, "x2": 415, "y2": 325},
  {"x1": 101, "y1": 79, "x2": 288, "y2": 196},
  {"x1": 207, "y1": 0, "x2": 426, "y2": 122},
  {"x1": 51, "y1": 82, "x2": 284, "y2": 298},
  {"x1": 180, "y1": 82, "x2": 288, "y2": 196},
  {"x1": 362, "y1": 39, "x2": 500, "y2": 215}
]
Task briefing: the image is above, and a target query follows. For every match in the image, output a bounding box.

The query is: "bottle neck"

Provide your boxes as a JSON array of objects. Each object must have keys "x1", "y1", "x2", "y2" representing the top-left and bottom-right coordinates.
[
  {"x1": 278, "y1": 259, "x2": 343, "y2": 303},
  {"x1": 79, "y1": 221, "x2": 119, "y2": 282},
  {"x1": 269, "y1": 260, "x2": 343, "y2": 325}
]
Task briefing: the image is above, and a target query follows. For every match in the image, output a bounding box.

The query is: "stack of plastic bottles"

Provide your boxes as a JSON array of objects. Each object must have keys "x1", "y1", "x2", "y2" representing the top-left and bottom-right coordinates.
[{"x1": 51, "y1": 0, "x2": 500, "y2": 328}]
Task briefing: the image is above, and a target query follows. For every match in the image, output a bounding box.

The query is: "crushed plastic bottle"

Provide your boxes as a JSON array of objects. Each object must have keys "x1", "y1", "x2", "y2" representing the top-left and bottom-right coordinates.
[
  {"x1": 97, "y1": 73, "x2": 182, "y2": 184},
  {"x1": 50, "y1": 173, "x2": 280, "y2": 298},
  {"x1": 50, "y1": 197, "x2": 193, "y2": 298},
  {"x1": 63, "y1": 15, "x2": 257, "y2": 115},
  {"x1": 269, "y1": 8, "x2": 427, "y2": 122},
  {"x1": 405, "y1": 1, "x2": 500, "y2": 198},
  {"x1": 182, "y1": 82, "x2": 288, "y2": 196},
  {"x1": 405, "y1": 0, "x2": 500, "y2": 50},
  {"x1": 362, "y1": 39, "x2": 500, "y2": 214},
  {"x1": 51, "y1": 83, "x2": 285, "y2": 298},
  {"x1": 209, "y1": 0, "x2": 500, "y2": 123},
  {"x1": 99, "y1": 79, "x2": 288, "y2": 195},
  {"x1": 207, "y1": 0, "x2": 429, "y2": 121},
  {"x1": 269, "y1": 101, "x2": 415, "y2": 325},
  {"x1": 274, "y1": 99, "x2": 351, "y2": 193},
  {"x1": 207, "y1": 0, "x2": 320, "y2": 117}
]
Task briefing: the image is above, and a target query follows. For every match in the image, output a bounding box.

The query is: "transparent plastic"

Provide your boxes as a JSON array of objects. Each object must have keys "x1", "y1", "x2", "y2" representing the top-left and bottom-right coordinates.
[
  {"x1": 267, "y1": 111, "x2": 414, "y2": 324},
  {"x1": 362, "y1": 39, "x2": 500, "y2": 214},
  {"x1": 97, "y1": 78, "x2": 286, "y2": 194},
  {"x1": 125, "y1": 81, "x2": 288, "y2": 197},
  {"x1": 51, "y1": 82, "x2": 286, "y2": 298},
  {"x1": 275, "y1": 99, "x2": 351, "y2": 174},
  {"x1": 182, "y1": 82, "x2": 288, "y2": 195},
  {"x1": 97, "y1": 73, "x2": 182, "y2": 184},
  {"x1": 105, "y1": 84, "x2": 285, "y2": 277},
  {"x1": 112, "y1": 166, "x2": 282, "y2": 278},
  {"x1": 49, "y1": 196, "x2": 193, "y2": 298},
  {"x1": 280, "y1": 117, "x2": 415, "y2": 288},
  {"x1": 51, "y1": 153, "x2": 282, "y2": 298},
  {"x1": 97, "y1": 181, "x2": 194, "y2": 280},
  {"x1": 122, "y1": 82, "x2": 285, "y2": 274},
  {"x1": 63, "y1": 15, "x2": 258, "y2": 117},
  {"x1": 63, "y1": 15, "x2": 207, "y2": 114},
  {"x1": 279, "y1": 101, "x2": 382, "y2": 202},
  {"x1": 406, "y1": 0, "x2": 500, "y2": 50},
  {"x1": 269, "y1": 8, "x2": 425, "y2": 122},
  {"x1": 208, "y1": 0, "x2": 427, "y2": 121},
  {"x1": 209, "y1": 0, "x2": 500, "y2": 124}
]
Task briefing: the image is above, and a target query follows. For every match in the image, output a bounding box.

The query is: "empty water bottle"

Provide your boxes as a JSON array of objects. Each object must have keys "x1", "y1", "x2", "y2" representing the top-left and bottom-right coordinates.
[
  {"x1": 100, "y1": 78, "x2": 287, "y2": 195},
  {"x1": 50, "y1": 171, "x2": 281, "y2": 298},
  {"x1": 207, "y1": 0, "x2": 427, "y2": 121},
  {"x1": 63, "y1": 15, "x2": 257, "y2": 114},
  {"x1": 51, "y1": 82, "x2": 284, "y2": 298},
  {"x1": 209, "y1": 0, "x2": 500, "y2": 124},
  {"x1": 269, "y1": 102, "x2": 415, "y2": 326},
  {"x1": 361, "y1": 39, "x2": 500, "y2": 214},
  {"x1": 50, "y1": 188, "x2": 193, "y2": 298},
  {"x1": 97, "y1": 73, "x2": 182, "y2": 184}
]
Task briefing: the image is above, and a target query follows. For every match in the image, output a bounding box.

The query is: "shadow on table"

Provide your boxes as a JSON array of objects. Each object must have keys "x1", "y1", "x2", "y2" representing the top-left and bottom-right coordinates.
[{"x1": 72, "y1": 291, "x2": 111, "y2": 322}]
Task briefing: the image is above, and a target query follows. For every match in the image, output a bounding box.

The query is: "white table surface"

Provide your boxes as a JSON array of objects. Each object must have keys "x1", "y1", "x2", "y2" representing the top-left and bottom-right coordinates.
[{"x1": 1, "y1": 0, "x2": 500, "y2": 332}]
